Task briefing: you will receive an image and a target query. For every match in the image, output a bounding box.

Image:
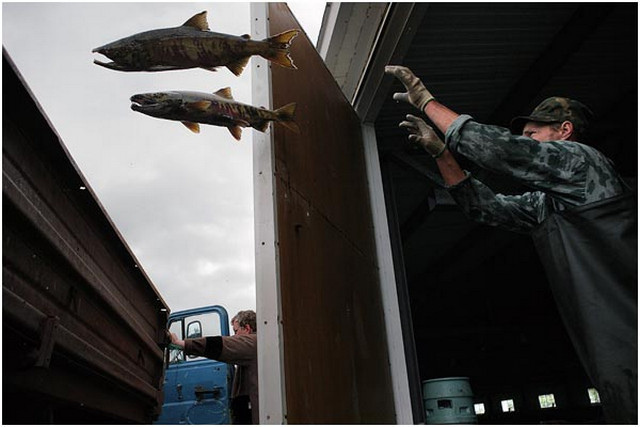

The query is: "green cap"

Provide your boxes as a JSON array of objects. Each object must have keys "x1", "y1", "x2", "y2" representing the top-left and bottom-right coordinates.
[{"x1": 510, "y1": 97, "x2": 594, "y2": 135}]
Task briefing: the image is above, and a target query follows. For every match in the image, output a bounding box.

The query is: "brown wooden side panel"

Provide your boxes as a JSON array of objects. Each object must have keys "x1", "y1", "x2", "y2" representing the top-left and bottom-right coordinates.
[
  {"x1": 268, "y1": 3, "x2": 395, "y2": 423},
  {"x1": 2, "y1": 50, "x2": 169, "y2": 423}
]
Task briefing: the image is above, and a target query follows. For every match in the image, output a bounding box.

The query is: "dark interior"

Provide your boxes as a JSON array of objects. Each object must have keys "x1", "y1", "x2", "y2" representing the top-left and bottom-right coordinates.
[{"x1": 374, "y1": 3, "x2": 637, "y2": 424}]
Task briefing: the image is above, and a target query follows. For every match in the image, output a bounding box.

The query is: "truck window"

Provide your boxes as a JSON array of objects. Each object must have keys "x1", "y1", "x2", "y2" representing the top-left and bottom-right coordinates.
[{"x1": 168, "y1": 311, "x2": 223, "y2": 364}]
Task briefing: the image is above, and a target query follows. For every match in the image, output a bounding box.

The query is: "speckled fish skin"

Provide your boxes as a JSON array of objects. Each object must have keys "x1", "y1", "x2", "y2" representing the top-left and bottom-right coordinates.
[
  {"x1": 130, "y1": 88, "x2": 298, "y2": 140},
  {"x1": 93, "y1": 11, "x2": 299, "y2": 76}
]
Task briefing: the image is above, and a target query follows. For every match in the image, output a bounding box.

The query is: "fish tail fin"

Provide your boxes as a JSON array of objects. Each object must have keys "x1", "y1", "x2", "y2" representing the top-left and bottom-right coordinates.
[
  {"x1": 274, "y1": 102, "x2": 300, "y2": 134},
  {"x1": 279, "y1": 120, "x2": 301, "y2": 134},
  {"x1": 275, "y1": 102, "x2": 296, "y2": 120},
  {"x1": 266, "y1": 29, "x2": 300, "y2": 48},
  {"x1": 262, "y1": 29, "x2": 300, "y2": 69}
]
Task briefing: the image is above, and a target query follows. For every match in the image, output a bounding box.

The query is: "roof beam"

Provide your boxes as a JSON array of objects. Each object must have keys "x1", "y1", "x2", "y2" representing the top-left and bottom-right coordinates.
[{"x1": 488, "y1": 4, "x2": 616, "y2": 126}]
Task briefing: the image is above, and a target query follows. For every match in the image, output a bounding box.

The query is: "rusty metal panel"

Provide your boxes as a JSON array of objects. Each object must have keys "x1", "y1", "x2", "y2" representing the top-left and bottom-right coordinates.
[
  {"x1": 268, "y1": 3, "x2": 395, "y2": 423},
  {"x1": 2, "y1": 49, "x2": 169, "y2": 423}
]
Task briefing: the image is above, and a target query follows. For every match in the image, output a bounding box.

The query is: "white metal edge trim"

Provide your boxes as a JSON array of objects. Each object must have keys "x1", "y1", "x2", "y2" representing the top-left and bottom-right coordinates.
[
  {"x1": 317, "y1": 2, "x2": 341, "y2": 59},
  {"x1": 251, "y1": 3, "x2": 287, "y2": 424},
  {"x1": 350, "y1": 3, "x2": 392, "y2": 104},
  {"x1": 361, "y1": 123, "x2": 413, "y2": 424}
]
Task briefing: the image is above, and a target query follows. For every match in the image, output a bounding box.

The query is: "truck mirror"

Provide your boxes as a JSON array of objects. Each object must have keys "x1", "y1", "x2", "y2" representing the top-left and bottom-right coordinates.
[{"x1": 186, "y1": 320, "x2": 203, "y2": 339}]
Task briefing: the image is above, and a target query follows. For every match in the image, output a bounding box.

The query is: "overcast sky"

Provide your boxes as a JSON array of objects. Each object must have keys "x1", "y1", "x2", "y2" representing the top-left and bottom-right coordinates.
[{"x1": 2, "y1": 2, "x2": 325, "y2": 321}]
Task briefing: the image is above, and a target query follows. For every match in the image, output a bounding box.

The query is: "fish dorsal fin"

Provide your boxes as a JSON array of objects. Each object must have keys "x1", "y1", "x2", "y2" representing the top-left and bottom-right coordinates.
[
  {"x1": 214, "y1": 87, "x2": 234, "y2": 100},
  {"x1": 241, "y1": 34, "x2": 251, "y2": 40},
  {"x1": 226, "y1": 56, "x2": 250, "y2": 76},
  {"x1": 185, "y1": 100, "x2": 212, "y2": 111},
  {"x1": 181, "y1": 121, "x2": 201, "y2": 133},
  {"x1": 228, "y1": 125, "x2": 242, "y2": 141},
  {"x1": 182, "y1": 11, "x2": 209, "y2": 31}
]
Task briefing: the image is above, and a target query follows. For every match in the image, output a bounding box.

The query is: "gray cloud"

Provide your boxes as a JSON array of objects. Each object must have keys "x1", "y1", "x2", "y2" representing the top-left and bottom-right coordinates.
[{"x1": 3, "y1": 1, "x2": 325, "y2": 321}]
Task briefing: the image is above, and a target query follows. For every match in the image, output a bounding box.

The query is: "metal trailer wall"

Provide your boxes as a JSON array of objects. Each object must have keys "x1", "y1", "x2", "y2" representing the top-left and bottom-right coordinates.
[
  {"x1": 2, "y1": 49, "x2": 170, "y2": 424},
  {"x1": 258, "y1": 3, "x2": 396, "y2": 423}
]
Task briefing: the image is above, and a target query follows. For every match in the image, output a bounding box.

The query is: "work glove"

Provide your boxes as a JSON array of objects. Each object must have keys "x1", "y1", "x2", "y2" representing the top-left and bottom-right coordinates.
[
  {"x1": 385, "y1": 65, "x2": 435, "y2": 111},
  {"x1": 399, "y1": 114, "x2": 446, "y2": 158}
]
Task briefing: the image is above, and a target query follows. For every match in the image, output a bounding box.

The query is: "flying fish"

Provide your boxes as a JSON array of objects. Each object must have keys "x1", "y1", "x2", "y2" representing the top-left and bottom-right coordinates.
[
  {"x1": 93, "y1": 11, "x2": 299, "y2": 76},
  {"x1": 130, "y1": 88, "x2": 299, "y2": 140}
]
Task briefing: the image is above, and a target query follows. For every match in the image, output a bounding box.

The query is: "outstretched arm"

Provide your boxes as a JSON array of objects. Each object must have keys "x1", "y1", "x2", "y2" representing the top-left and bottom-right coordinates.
[
  {"x1": 399, "y1": 116, "x2": 543, "y2": 232},
  {"x1": 385, "y1": 65, "x2": 459, "y2": 134},
  {"x1": 399, "y1": 114, "x2": 465, "y2": 186}
]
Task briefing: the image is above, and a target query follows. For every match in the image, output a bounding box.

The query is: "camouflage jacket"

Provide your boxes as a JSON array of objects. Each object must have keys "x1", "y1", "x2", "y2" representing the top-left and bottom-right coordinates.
[{"x1": 444, "y1": 115, "x2": 626, "y2": 233}]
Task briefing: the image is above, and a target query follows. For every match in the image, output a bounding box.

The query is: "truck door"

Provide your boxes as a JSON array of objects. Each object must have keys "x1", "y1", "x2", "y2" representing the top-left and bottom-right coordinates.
[{"x1": 155, "y1": 306, "x2": 232, "y2": 424}]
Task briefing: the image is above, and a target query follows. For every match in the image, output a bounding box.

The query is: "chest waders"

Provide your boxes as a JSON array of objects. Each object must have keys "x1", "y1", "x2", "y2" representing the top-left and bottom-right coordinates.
[{"x1": 532, "y1": 192, "x2": 637, "y2": 423}]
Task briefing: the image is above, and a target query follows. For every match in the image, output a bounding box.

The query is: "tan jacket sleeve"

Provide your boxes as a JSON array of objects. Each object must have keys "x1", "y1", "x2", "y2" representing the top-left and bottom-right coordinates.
[
  {"x1": 183, "y1": 335, "x2": 256, "y2": 364},
  {"x1": 219, "y1": 334, "x2": 257, "y2": 366},
  {"x1": 183, "y1": 336, "x2": 222, "y2": 359}
]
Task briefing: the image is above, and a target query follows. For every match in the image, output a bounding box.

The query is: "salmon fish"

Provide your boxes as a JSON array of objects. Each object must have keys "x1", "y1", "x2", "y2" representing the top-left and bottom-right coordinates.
[
  {"x1": 130, "y1": 88, "x2": 299, "y2": 140},
  {"x1": 93, "y1": 11, "x2": 299, "y2": 76}
]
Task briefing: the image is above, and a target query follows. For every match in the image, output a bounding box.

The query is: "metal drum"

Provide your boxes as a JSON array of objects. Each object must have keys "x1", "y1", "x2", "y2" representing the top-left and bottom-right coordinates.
[{"x1": 423, "y1": 377, "x2": 477, "y2": 424}]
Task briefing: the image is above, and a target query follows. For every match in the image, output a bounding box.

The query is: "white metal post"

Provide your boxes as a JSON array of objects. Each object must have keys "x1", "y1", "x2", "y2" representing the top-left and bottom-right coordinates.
[
  {"x1": 250, "y1": 3, "x2": 287, "y2": 424},
  {"x1": 361, "y1": 123, "x2": 414, "y2": 424}
]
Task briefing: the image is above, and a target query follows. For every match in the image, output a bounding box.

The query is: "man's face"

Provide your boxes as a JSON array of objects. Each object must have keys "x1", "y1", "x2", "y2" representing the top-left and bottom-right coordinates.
[
  {"x1": 232, "y1": 320, "x2": 251, "y2": 335},
  {"x1": 522, "y1": 122, "x2": 563, "y2": 142}
]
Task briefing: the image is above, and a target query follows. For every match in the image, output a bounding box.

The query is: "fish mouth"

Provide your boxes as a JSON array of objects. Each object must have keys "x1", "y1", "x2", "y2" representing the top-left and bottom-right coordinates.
[
  {"x1": 93, "y1": 58, "x2": 117, "y2": 69},
  {"x1": 92, "y1": 46, "x2": 129, "y2": 70},
  {"x1": 130, "y1": 94, "x2": 169, "y2": 114},
  {"x1": 130, "y1": 94, "x2": 155, "y2": 112},
  {"x1": 92, "y1": 48, "x2": 118, "y2": 70}
]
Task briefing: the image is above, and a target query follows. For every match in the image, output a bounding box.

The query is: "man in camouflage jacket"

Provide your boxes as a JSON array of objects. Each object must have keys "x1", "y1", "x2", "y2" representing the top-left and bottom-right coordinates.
[
  {"x1": 384, "y1": 65, "x2": 626, "y2": 223},
  {"x1": 385, "y1": 65, "x2": 636, "y2": 423}
]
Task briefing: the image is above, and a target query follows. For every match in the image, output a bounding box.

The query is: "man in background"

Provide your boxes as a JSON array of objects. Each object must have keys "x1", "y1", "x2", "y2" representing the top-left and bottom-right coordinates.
[{"x1": 170, "y1": 310, "x2": 258, "y2": 424}]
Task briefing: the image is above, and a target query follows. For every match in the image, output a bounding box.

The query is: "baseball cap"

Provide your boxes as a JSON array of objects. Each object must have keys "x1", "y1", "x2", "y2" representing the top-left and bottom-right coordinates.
[{"x1": 510, "y1": 97, "x2": 594, "y2": 135}]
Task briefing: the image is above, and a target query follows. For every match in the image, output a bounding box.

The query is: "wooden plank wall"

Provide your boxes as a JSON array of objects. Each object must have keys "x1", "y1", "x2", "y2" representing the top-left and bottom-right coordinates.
[
  {"x1": 268, "y1": 3, "x2": 395, "y2": 423},
  {"x1": 2, "y1": 50, "x2": 169, "y2": 424}
]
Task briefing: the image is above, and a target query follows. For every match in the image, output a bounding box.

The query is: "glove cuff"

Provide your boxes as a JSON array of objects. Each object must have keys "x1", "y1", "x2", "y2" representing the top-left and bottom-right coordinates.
[
  {"x1": 419, "y1": 95, "x2": 436, "y2": 111},
  {"x1": 431, "y1": 142, "x2": 447, "y2": 159}
]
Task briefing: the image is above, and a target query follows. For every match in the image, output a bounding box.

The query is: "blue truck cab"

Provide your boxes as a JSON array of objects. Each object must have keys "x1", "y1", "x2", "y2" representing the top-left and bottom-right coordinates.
[{"x1": 155, "y1": 305, "x2": 233, "y2": 424}]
